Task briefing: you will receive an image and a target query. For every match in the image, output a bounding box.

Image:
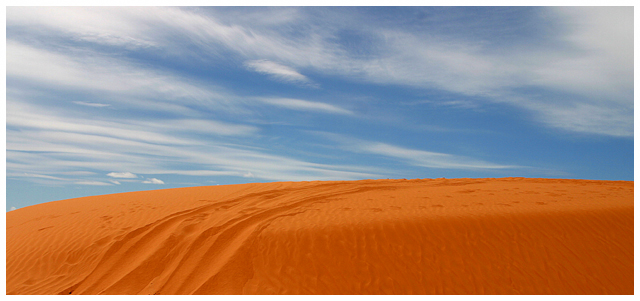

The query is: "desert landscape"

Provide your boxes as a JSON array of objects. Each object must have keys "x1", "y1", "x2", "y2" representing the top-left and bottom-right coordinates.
[{"x1": 6, "y1": 177, "x2": 633, "y2": 294}]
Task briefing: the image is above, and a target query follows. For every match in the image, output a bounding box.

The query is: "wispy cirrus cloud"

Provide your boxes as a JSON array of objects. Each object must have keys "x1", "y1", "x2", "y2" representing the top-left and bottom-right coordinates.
[
  {"x1": 6, "y1": 12, "x2": 367, "y2": 186},
  {"x1": 7, "y1": 101, "x2": 195, "y2": 146},
  {"x1": 402, "y1": 99, "x2": 479, "y2": 110},
  {"x1": 5, "y1": 6, "x2": 632, "y2": 207},
  {"x1": 315, "y1": 132, "x2": 519, "y2": 170},
  {"x1": 75, "y1": 181, "x2": 113, "y2": 186},
  {"x1": 6, "y1": 95, "x2": 378, "y2": 184},
  {"x1": 5, "y1": 40, "x2": 242, "y2": 118},
  {"x1": 256, "y1": 98, "x2": 353, "y2": 115},
  {"x1": 146, "y1": 119, "x2": 259, "y2": 137},
  {"x1": 362, "y1": 142, "x2": 519, "y2": 170},
  {"x1": 73, "y1": 101, "x2": 111, "y2": 108},
  {"x1": 245, "y1": 60, "x2": 315, "y2": 86},
  {"x1": 8, "y1": 7, "x2": 631, "y2": 136},
  {"x1": 7, "y1": 7, "x2": 157, "y2": 49},
  {"x1": 186, "y1": 7, "x2": 635, "y2": 137},
  {"x1": 8, "y1": 173, "x2": 69, "y2": 181},
  {"x1": 107, "y1": 172, "x2": 138, "y2": 179},
  {"x1": 26, "y1": 174, "x2": 67, "y2": 180}
]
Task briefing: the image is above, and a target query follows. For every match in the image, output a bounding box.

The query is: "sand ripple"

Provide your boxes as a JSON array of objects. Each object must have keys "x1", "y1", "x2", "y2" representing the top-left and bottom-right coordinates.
[{"x1": 6, "y1": 178, "x2": 634, "y2": 294}]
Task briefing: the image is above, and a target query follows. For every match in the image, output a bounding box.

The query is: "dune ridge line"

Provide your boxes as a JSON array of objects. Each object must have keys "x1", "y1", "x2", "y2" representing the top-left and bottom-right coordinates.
[{"x1": 6, "y1": 178, "x2": 634, "y2": 294}]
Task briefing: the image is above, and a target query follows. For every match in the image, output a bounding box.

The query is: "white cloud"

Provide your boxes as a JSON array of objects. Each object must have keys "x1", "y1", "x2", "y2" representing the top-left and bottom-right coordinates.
[
  {"x1": 7, "y1": 103, "x2": 193, "y2": 146},
  {"x1": 147, "y1": 7, "x2": 630, "y2": 137},
  {"x1": 73, "y1": 101, "x2": 111, "y2": 107},
  {"x1": 7, "y1": 111, "x2": 378, "y2": 183},
  {"x1": 404, "y1": 99, "x2": 479, "y2": 110},
  {"x1": 6, "y1": 40, "x2": 234, "y2": 115},
  {"x1": 11, "y1": 7, "x2": 630, "y2": 136},
  {"x1": 242, "y1": 8, "x2": 629, "y2": 136},
  {"x1": 19, "y1": 173, "x2": 68, "y2": 181},
  {"x1": 107, "y1": 172, "x2": 137, "y2": 178},
  {"x1": 7, "y1": 40, "x2": 123, "y2": 92},
  {"x1": 109, "y1": 180, "x2": 121, "y2": 185},
  {"x1": 150, "y1": 119, "x2": 259, "y2": 137},
  {"x1": 363, "y1": 142, "x2": 518, "y2": 170},
  {"x1": 5, "y1": 7, "x2": 631, "y2": 192},
  {"x1": 143, "y1": 178, "x2": 165, "y2": 184},
  {"x1": 316, "y1": 132, "x2": 518, "y2": 170},
  {"x1": 10, "y1": 207, "x2": 17, "y2": 211},
  {"x1": 7, "y1": 7, "x2": 631, "y2": 138},
  {"x1": 245, "y1": 60, "x2": 314, "y2": 86},
  {"x1": 523, "y1": 99, "x2": 633, "y2": 137},
  {"x1": 152, "y1": 170, "x2": 242, "y2": 176},
  {"x1": 7, "y1": 7, "x2": 156, "y2": 49},
  {"x1": 8, "y1": 118, "x2": 382, "y2": 182},
  {"x1": 75, "y1": 181, "x2": 113, "y2": 186},
  {"x1": 257, "y1": 98, "x2": 353, "y2": 115},
  {"x1": 58, "y1": 171, "x2": 97, "y2": 176},
  {"x1": 539, "y1": 7, "x2": 633, "y2": 100}
]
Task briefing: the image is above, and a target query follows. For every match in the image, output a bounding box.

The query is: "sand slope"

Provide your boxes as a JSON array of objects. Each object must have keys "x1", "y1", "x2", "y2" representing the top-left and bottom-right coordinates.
[{"x1": 6, "y1": 178, "x2": 634, "y2": 294}]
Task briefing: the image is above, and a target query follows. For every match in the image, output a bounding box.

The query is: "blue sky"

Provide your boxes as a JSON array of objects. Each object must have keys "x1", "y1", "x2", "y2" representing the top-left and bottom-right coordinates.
[{"x1": 5, "y1": 6, "x2": 634, "y2": 211}]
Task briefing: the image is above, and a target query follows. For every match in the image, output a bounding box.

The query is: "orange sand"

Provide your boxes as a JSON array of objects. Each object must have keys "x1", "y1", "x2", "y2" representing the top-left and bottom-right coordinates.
[{"x1": 6, "y1": 178, "x2": 634, "y2": 294}]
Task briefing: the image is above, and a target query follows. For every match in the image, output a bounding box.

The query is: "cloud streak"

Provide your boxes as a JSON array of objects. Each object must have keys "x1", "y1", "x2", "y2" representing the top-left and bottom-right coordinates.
[
  {"x1": 6, "y1": 95, "x2": 378, "y2": 185},
  {"x1": 256, "y1": 98, "x2": 353, "y2": 115},
  {"x1": 6, "y1": 40, "x2": 239, "y2": 117},
  {"x1": 363, "y1": 142, "x2": 519, "y2": 170},
  {"x1": 8, "y1": 7, "x2": 631, "y2": 136},
  {"x1": 245, "y1": 60, "x2": 314, "y2": 86},
  {"x1": 107, "y1": 172, "x2": 138, "y2": 179},
  {"x1": 316, "y1": 132, "x2": 519, "y2": 171},
  {"x1": 75, "y1": 181, "x2": 113, "y2": 186},
  {"x1": 143, "y1": 178, "x2": 165, "y2": 184},
  {"x1": 73, "y1": 101, "x2": 111, "y2": 108},
  {"x1": 5, "y1": 6, "x2": 632, "y2": 204}
]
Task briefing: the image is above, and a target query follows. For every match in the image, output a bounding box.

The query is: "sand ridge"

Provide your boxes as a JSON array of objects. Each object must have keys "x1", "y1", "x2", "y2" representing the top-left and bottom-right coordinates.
[{"x1": 5, "y1": 178, "x2": 634, "y2": 294}]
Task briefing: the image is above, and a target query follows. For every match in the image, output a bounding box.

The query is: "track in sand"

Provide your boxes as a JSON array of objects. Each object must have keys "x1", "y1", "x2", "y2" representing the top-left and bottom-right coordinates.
[{"x1": 6, "y1": 178, "x2": 634, "y2": 294}]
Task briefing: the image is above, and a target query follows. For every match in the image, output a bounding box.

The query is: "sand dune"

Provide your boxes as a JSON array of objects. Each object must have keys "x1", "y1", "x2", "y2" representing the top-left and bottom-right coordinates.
[{"x1": 6, "y1": 178, "x2": 633, "y2": 294}]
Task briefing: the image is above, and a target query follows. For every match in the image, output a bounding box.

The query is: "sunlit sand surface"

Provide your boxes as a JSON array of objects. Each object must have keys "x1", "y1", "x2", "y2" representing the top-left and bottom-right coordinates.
[{"x1": 6, "y1": 178, "x2": 633, "y2": 294}]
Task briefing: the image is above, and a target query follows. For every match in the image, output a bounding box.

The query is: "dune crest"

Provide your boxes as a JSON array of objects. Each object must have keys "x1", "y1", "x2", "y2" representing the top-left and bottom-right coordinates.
[{"x1": 6, "y1": 178, "x2": 634, "y2": 294}]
